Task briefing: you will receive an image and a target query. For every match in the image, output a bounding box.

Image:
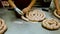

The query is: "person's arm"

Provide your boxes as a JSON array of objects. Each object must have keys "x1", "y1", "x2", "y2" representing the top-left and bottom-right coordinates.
[
  {"x1": 8, "y1": 0, "x2": 24, "y2": 15},
  {"x1": 8, "y1": 0, "x2": 16, "y2": 8},
  {"x1": 22, "y1": 0, "x2": 36, "y2": 13},
  {"x1": 27, "y1": 0, "x2": 36, "y2": 9},
  {"x1": 54, "y1": 0, "x2": 60, "y2": 10},
  {"x1": 54, "y1": 0, "x2": 60, "y2": 15}
]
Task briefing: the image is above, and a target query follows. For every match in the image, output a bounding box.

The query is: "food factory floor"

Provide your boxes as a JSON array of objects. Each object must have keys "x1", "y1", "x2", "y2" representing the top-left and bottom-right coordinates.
[{"x1": 0, "y1": 7, "x2": 60, "y2": 34}]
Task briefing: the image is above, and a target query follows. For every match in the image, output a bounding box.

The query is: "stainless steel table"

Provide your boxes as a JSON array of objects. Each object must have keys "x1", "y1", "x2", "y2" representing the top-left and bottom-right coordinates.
[{"x1": 0, "y1": 8, "x2": 60, "y2": 34}]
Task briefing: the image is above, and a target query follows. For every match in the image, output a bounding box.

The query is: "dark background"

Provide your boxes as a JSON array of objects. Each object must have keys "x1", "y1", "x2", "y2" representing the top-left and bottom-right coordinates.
[{"x1": 0, "y1": 0, "x2": 51, "y2": 8}]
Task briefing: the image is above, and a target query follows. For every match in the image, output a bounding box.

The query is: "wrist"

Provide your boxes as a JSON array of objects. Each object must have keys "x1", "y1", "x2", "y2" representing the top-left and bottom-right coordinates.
[
  {"x1": 57, "y1": 7, "x2": 60, "y2": 10},
  {"x1": 14, "y1": 7, "x2": 24, "y2": 15},
  {"x1": 27, "y1": 6, "x2": 31, "y2": 9}
]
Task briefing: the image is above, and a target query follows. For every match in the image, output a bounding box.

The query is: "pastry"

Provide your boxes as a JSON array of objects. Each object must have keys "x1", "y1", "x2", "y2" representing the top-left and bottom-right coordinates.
[
  {"x1": 0, "y1": 18, "x2": 7, "y2": 34},
  {"x1": 21, "y1": 9, "x2": 45, "y2": 22},
  {"x1": 54, "y1": 10, "x2": 60, "y2": 18},
  {"x1": 1, "y1": 1, "x2": 9, "y2": 7},
  {"x1": 42, "y1": 18, "x2": 60, "y2": 30}
]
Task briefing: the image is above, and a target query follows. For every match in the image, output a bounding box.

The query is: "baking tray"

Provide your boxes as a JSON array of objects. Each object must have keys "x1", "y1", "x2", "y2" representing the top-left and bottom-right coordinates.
[{"x1": 0, "y1": 7, "x2": 60, "y2": 34}]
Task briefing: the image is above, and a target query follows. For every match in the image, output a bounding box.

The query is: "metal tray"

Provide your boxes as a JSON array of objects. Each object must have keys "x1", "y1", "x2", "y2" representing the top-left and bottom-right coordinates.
[{"x1": 0, "y1": 7, "x2": 60, "y2": 34}]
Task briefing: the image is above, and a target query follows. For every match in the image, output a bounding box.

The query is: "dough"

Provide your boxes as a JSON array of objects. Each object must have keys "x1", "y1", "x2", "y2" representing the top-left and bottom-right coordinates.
[
  {"x1": 54, "y1": 10, "x2": 60, "y2": 18},
  {"x1": 22, "y1": 9, "x2": 45, "y2": 22},
  {"x1": 42, "y1": 18, "x2": 60, "y2": 30},
  {"x1": 0, "y1": 18, "x2": 7, "y2": 34}
]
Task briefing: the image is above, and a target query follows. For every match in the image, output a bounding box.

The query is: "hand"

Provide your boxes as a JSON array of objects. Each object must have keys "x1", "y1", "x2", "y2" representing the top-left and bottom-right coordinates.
[
  {"x1": 57, "y1": 9, "x2": 60, "y2": 16},
  {"x1": 14, "y1": 7, "x2": 24, "y2": 15},
  {"x1": 22, "y1": 7, "x2": 31, "y2": 14}
]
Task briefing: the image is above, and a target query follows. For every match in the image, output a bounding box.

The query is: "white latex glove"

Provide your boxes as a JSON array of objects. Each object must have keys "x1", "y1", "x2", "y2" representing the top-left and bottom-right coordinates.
[{"x1": 14, "y1": 7, "x2": 24, "y2": 15}]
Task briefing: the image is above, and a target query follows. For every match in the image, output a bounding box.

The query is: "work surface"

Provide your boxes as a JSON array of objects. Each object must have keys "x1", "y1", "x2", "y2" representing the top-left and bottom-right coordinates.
[{"x1": 0, "y1": 7, "x2": 60, "y2": 34}]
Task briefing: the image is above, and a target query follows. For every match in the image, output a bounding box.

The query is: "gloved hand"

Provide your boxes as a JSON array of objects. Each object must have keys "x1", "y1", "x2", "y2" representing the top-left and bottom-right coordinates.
[{"x1": 14, "y1": 7, "x2": 24, "y2": 15}]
